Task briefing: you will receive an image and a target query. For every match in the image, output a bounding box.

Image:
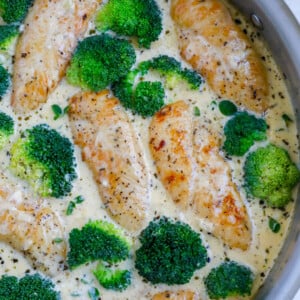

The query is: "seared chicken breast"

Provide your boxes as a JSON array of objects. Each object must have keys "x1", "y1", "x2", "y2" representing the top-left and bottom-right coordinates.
[
  {"x1": 0, "y1": 187, "x2": 66, "y2": 276},
  {"x1": 11, "y1": 0, "x2": 101, "y2": 113},
  {"x1": 68, "y1": 90, "x2": 150, "y2": 232},
  {"x1": 152, "y1": 290, "x2": 200, "y2": 300},
  {"x1": 149, "y1": 101, "x2": 251, "y2": 250},
  {"x1": 171, "y1": 0, "x2": 268, "y2": 113}
]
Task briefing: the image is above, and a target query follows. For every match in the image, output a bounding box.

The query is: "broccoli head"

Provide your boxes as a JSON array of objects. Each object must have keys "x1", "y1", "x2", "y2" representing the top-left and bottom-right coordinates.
[
  {"x1": 223, "y1": 111, "x2": 268, "y2": 156},
  {"x1": 113, "y1": 71, "x2": 165, "y2": 117},
  {"x1": 95, "y1": 0, "x2": 162, "y2": 48},
  {"x1": 112, "y1": 55, "x2": 202, "y2": 117},
  {"x1": 135, "y1": 217, "x2": 208, "y2": 285},
  {"x1": 66, "y1": 34, "x2": 136, "y2": 92},
  {"x1": 204, "y1": 261, "x2": 254, "y2": 299},
  {"x1": 0, "y1": 273, "x2": 60, "y2": 300},
  {"x1": 67, "y1": 220, "x2": 131, "y2": 269},
  {"x1": 0, "y1": 0, "x2": 34, "y2": 24},
  {"x1": 140, "y1": 55, "x2": 203, "y2": 90},
  {"x1": 9, "y1": 124, "x2": 77, "y2": 198},
  {"x1": 93, "y1": 262, "x2": 131, "y2": 292},
  {"x1": 0, "y1": 111, "x2": 14, "y2": 148},
  {"x1": 244, "y1": 144, "x2": 300, "y2": 207},
  {"x1": 0, "y1": 24, "x2": 19, "y2": 51},
  {"x1": 0, "y1": 65, "x2": 10, "y2": 99}
]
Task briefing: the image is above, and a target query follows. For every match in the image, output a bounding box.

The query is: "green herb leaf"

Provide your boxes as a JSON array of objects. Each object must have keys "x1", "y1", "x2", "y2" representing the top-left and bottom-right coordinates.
[
  {"x1": 53, "y1": 238, "x2": 64, "y2": 244},
  {"x1": 88, "y1": 287, "x2": 100, "y2": 300},
  {"x1": 194, "y1": 106, "x2": 201, "y2": 116},
  {"x1": 219, "y1": 100, "x2": 237, "y2": 116},
  {"x1": 66, "y1": 201, "x2": 76, "y2": 216},
  {"x1": 51, "y1": 104, "x2": 63, "y2": 120},
  {"x1": 282, "y1": 114, "x2": 293, "y2": 127},
  {"x1": 74, "y1": 195, "x2": 85, "y2": 204},
  {"x1": 268, "y1": 217, "x2": 281, "y2": 233},
  {"x1": 63, "y1": 105, "x2": 70, "y2": 114}
]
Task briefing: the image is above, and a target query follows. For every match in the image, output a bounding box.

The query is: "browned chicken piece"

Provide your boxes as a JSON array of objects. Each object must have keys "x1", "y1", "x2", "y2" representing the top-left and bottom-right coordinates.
[
  {"x1": 68, "y1": 90, "x2": 150, "y2": 232},
  {"x1": 149, "y1": 101, "x2": 251, "y2": 250},
  {"x1": 170, "y1": 0, "x2": 268, "y2": 113},
  {"x1": 149, "y1": 101, "x2": 195, "y2": 210},
  {"x1": 0, "y1": 188, "x2": 66, "y2": 276},
  {"x1": 152, "y1": 290, "x2": 200, "y2": 300},
  {"x1": 11, "y1": 0, "x2": 101, "y2": 113}
]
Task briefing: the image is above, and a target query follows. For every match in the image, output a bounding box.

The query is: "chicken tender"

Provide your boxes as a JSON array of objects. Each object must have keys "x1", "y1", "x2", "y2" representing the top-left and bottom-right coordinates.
[
  {"x1": 0, "y1": 188, "x2": 66, "y2": 276},
  {"x1": 171, "y1": 0, "x2": 268, "y2": 113},
  {"x1": 149, "y1": 101, "x2": 251, "y2": 250},
  {"x1": 68, "y1": 90, "x2": 150, "y2": 232},
  {"x1": 11, "y1": 0, "x2": 101, "y2": 113},
  {"x1": 152, "y1": 290, "x2": 200, "y2": 300}
]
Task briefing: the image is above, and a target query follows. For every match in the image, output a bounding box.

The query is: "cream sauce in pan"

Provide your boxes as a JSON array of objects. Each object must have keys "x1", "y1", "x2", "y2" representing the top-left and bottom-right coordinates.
[{"x1": 0, "y1": 0, "x2": 298, "y2": 299}]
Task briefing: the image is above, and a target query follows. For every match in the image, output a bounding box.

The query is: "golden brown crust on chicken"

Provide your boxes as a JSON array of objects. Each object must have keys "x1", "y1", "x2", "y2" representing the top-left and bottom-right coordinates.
[
  {"x1": 11, "y1": 0, "x2": 101, "y2": 113},
  {"x1": 149, "y1": 101, "x2": 251, "y2": 250},
  {"x1": 152, "y1": 290, "x2": 200, "y2": 300},
  {"x1": 0, "y1": 188, "x2": 66, "y2": 276},
  {"x1": 171, "y1": 0, "x2": 268, "y2": 113},
  {"x1": 68, "y1": 90, "x2": 150, "y2": 232}
]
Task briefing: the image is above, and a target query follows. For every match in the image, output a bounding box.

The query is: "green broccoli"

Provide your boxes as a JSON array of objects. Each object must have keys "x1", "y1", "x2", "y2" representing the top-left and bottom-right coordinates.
[
  {"x1": 9, "y1": 124, "x2": 77, "y2": 198},
  {"x1": 204, "y1": 261, "x2": 254, "y2": 299},
  {"x1": 244, "y1": 144, "x2": 300, "y2": 207},
  {"x1": 0, "y1": 65, "x2": 10, "y2": 99},
  {"x1": 93, "y1": 262, "x2": 131, "y2": 292},
  {"x1": 67, "y1": 220, "x2": 131, "y2": 269},
  {"x1": 135, "y1": 217, "x2": 208, "y2": 285},
  {"x1": 66, "y1": 34, "x2": 136, "y2": 92},
  {"x1": 113, "y1": 73, "x2": 165, "y2": 117},
  {"x1": 0, "y1": 0, "x2": 34, "y2": 24},
  {"x1": 140, "y1": 55, "x2": 203, "y2": 90},
  {"x1": 112, "y1": 55, "x2": 202, "y2": 117},
  {"x1": 223, "y1": 111, "x2": 268, "y2": 156},
  {"x1": 0, "y1": 111, "x2": 14, "y2": 148},
  {"x1": 0, "y1": 24, "x2": 19, "y2": 51},
  {"x1": 95, "y1": 0, "x2": 162, "y2": 48},
  {"x1": 0, "y1": 273, "x2": 60, "y2": 300}
]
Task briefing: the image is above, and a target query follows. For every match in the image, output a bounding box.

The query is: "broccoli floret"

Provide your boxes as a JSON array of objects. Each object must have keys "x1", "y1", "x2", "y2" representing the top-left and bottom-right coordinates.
[
  {"x1": 95, "y1": 0, "x2": 162, "y2": 48},
  {"x1": 0, "y1": 273, "x2": 60, "y2": 300},
  {"x1": 67, "y1": 220, "x2": 131, "y2": 269},
  {"x1": 0, "y1": 65, "x2": 10, "y2": 99},
  {"x1": 244, "y1": 144, "x2": 300, "y2": 207},
  {"x1": 93, "y1": 262, "x2": 131, "y2": 292},
  {"x1": 0, "y1": 0, "x2": 34, "y2": 24},
  {"x1": 112, "y1": 55, "x2": 202, "y2": 117},
  {"x1": 9, "y1": 124, "x2": 77, "y2": 198},
  {"x1": 204, "y1": 261, "x2": 254, "y2": 299},
  {"x1": 0, "y1": 111, "x2": 14, "y2": 149},
  {"x1": 135, "y1": 217, "x2": 208, "y2": 285},
  {"x1": 0, "y1": 24, "x2": 18, "y2": 51},
  {"x1": 140, "y1": 55, "x2": 203, "y2": 89},
  {"x1": 0, "y1": 275, "x2": 19, "y2": 299},
  {"x1": 223, "y1": 111, "x2": 267, "y2": 156},
  {"x1": 66, "y1": 34, "x2": 136, "y2": 92}
]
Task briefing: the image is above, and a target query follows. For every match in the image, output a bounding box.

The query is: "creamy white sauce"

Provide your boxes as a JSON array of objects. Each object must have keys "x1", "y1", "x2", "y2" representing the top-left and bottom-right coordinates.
[{"x1": 0, "y1": 0, "x2": 298, "y2": 299}]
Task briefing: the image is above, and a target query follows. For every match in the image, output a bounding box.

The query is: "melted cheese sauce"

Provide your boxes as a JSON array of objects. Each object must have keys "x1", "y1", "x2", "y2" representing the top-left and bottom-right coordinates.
[{"x1": 0, "y1": 0, "x2": 299, "y2": 299}]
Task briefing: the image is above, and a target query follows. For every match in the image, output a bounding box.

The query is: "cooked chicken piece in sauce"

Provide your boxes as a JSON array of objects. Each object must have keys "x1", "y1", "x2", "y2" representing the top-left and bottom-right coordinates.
[
  {"x1": 171, "y1": 0, "x2": 268, "y2": 113},
  {"x1": 68, "y1": 90, "x2": 150, "y2": 232},
  {"x1": 152, "y1": 290, "x2": 200, "y2": 300},
  {"x1": 11, "y1": 0, "x2": 101, "y2": 113},
  {"x1": 149, "y1": 101, "x2": 251, "y2": 250},
  {"x1": 0, "y1": 187, "x2": 66, "y2": 276}
]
